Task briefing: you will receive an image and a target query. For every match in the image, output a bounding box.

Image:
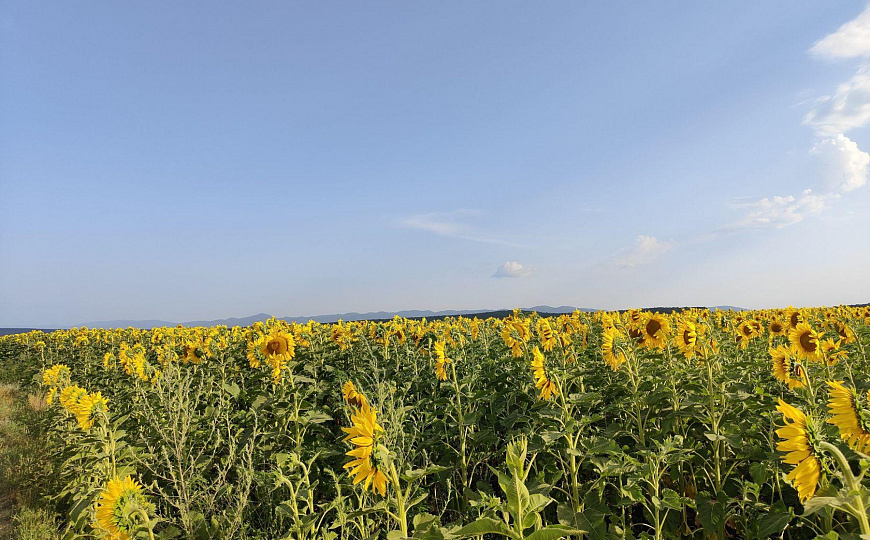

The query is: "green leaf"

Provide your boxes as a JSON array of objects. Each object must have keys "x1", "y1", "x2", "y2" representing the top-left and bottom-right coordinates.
[
  {"x1": 453, "y1": 517, "x2": 519, "y2": 539},
  {"x1": 525, "y1": 525, "x2": 585, "y2": 540},
  {"x1": 756, "y1": 501, "x2": 793, "y2": 536},
  {"x1": 694, "y1": 491, "x2": 724, "y2": 534}
]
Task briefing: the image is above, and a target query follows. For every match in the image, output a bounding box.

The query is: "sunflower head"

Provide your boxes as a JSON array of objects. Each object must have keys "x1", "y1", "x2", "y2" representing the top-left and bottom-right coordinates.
[
  {"x1": 775, "y1": 399, "x2": 821, "y2": 502},
  {"x1": 341, "y1": 404, "x2": 389, "y2": 496},
  {"x1": 94, "y1": 475, "x2": 153, "y2": 540},
  {"x1": 342, "y1": 381, "x2": 368, "y2": 409},
  {"x1": 640, "y1": 313, "x2": 670, "y2": 350},
  {"x1": 601, "y1": 327, "x2": 627, "y2": 370},
  {"x1": 768, "y1": 319, "x2": 786, "y2": 337},
  {"x1": 674, "y1": 319, "x2": 699, "y2": 359},
  {"x1": 530, "y1": 347, "x2": 558, "y2": 400},
  {"x1": 770, "y1": 345, "x2": 805, "y2": 390},
  {"x1": 789, "y1": 322, "x2": 821, "y2": 362},
  {"x1": 826, "y1": 381, "x2": 870, "y2": 455}
]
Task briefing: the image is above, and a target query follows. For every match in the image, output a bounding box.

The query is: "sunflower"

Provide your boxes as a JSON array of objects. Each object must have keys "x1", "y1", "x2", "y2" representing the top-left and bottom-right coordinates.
[
  {"x1": 821, "y1": 338, "x2": 847, "y2": 365},
  {"x1": 775, "y1": 399, "x2": 821, "y2": 502},
  {"x1": 341, "y1": 404, "x2": 389, "y2": 495},
  {"x1": 789, "y1": 322, "x2": 821, "y2": 362},
  {"x1": 530, "y1": 347, "x2": 558, "y2": 400},
  {"x1": 770, "y1": 345, "x2": 805, "y2": 390},
  {"x1": 70, "y1": 392, "x2": 109, "y2": 430},
  {"x1": 342, "y1": 381, "x2": 367, "y2": 409},
  {"x1": 768, "y1": 319, "x2": 787, "y2": 337},
  {"x1": 259, "y1": 328, "x2": 296, "y2": 382},
  {"x1": 601, "y1": 327, "x2": 626, "y2": 371},
  {"x1": 94, "y1": 475, "x2": 153, "y2": 540},
  {"x1": 180, "y1": 341, "x2": 204, "y2": 364},
  {"x1": 826, "y1": 381, "x2": 870, "y2": 455},
  {"x1": 42, "y1": 364, "x2": 70, "y2": 405},
  {"x1": 59, "y1": 385, "x2": 87, "y2": 411},
  {"x1": 640, "y1": 313, "x2": 670, "y2": 350},
  {"x1": 536, "y1": 319, "x2": 558, "y2": 352},
  {"x1": 785, "y1": 308, "x2": 804, "y2": 329},
  {"x1": 830, "y1": 320, "x2": 856, "y2": 345},
  {"x1": 674, "y1": 320, "x2": 698, "y2": 359},
  {"x1": 433, "y1": 340, "x2": 451, "y2": 381}
]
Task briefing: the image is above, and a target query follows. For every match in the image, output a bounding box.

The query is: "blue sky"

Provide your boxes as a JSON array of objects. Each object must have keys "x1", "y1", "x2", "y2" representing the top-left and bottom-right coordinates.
[{"x1": 2, "y1": 2, "x2": 870, "y2": 327}]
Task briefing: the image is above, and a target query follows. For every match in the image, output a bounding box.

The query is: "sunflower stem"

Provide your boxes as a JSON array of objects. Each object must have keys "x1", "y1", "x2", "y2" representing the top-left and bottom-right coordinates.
[{"x1": 820, "y1": 441, "x2": 870, "y2": 534}]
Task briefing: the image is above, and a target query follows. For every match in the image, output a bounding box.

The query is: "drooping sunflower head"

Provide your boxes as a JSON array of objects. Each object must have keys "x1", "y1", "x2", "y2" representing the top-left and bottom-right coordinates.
[
  {"x1": 341, "y1": 404, "x2": 389, "y2": 496},
  {"x1": 601, "y1": 327, "x2": 627, "y2": 370},
  {"x1": 775, "y1": 399, "x2": 821, "y2": 502},
  {"x1": 433, "y1": 340, "x2": 451, "y2": 381},
  {"x1": 71, "y1": 392, "x2": 109, "y2": 430},
  {"x1": 826, "y1": 381, "x2": 870, "y2": 455},
  {"x1": 786, "y1": 308, "x2": 804, "y2": 329},
  {"x1": 770, "y1": 345, "x2": 805, "y2": 390},
  {"x1": 94, "y1": 475, "x2": 153, "y2": 540},
  {"x1": 830, "y1": 320, "x2": 856, "y2": 345},
  {"x1": 789, "y1": 322, "x2": 821, "y2": 362},
  {"x1": 342, "y1": 381, "x2": 368, "y2": 409},
  {"x1": 530, "y1": 347, "x2": 558, "y2": 400},
  {"x1": 536, "y1": 319, "x2": 558, "y2": 352}
]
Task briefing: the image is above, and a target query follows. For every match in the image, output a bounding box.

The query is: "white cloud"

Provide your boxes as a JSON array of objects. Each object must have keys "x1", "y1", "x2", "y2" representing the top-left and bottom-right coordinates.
[
  {"x1": 725, "y1": 189, "x2": 834, "y2": 230},
  {"x1": 401, "y1": 210, "x2": 523, "y2": 246},
  {"x1": 811, "y1": 134, "x2": 870, "y2": 192},
  {"x1": 493, "y1": 261, "x2": 532, "y2": 278},
  {"x1": 805, "y1": 70, "x2": 870, "y2": 135},
  {"x1": 810, "y1": 5, "x2": 870, "y2": 59},
  {"x1": 402, "y1": 210, "x2": 472, "y2": 236},
  {"x1": 615, "y1": 236, "x2": 672, "y2": 268}
]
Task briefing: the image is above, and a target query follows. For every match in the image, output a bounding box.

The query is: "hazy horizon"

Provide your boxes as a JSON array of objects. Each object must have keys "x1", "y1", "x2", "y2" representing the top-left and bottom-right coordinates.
[{"x1": 3, "y1": 2, "x2": 870, "y2": 328}]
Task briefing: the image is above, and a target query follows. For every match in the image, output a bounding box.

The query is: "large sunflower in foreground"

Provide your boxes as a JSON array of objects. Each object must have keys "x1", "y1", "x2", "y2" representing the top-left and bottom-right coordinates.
[
  {"x1": 789, "y1": 322, "x2": 821, "y2": 362},
  {"x1": 640, "y1": 313, "x2": 670, "y2": 350},
  {"x1": 775, "y1": 399, "x2": 821, "y2": 502},
  {"x1": 530, "y1": 347, "x2": 558, "y2": 400},
  {"x1": 94, "y1": 476, "x2": 153, "y2": 540},
  {"x1": 826, "y1": 381, "x2": 870, "y2": 455},
  {"x1": 341, "y1": 404, "x2": 389, "y2": 495}
]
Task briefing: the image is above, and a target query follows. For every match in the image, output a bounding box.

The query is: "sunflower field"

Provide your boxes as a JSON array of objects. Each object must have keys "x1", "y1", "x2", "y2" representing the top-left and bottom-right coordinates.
[{"x1": 1, "y1": 306, "x2": 870, "y2": 539}]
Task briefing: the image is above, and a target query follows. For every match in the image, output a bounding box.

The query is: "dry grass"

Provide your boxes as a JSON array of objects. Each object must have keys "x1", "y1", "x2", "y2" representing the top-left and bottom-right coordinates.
[{"x1": 0, "y1": 383, "x2": 60, "y2": 539}]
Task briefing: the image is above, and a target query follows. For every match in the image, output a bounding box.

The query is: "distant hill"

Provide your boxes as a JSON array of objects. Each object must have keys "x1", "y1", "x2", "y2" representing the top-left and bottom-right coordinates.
[
  {"x1": 1, "y1": 304, "x2": 769, "y2": 333},
  {"x1": 0, "y1": 328, "x2": 57, "y2": 336},
  {"x1": 67, "y1": 305, "x2": 597, "y2": 329}
]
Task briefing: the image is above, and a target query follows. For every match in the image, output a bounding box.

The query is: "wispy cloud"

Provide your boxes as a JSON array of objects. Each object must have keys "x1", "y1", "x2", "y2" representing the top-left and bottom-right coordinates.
[
  {"x1": 809, "y1": 4, "x2": 870, "y2": 59},
  {"x1": 492, "y1": 261, "x2": 533, "y2": 278},
  {"x1": 718, "y1": 9, "x2": 870, "y2": 235},
  {"x1": 401, "y1": 210, "x2": 523, "y2": 246},
  {"x1": 723, "y1": 190, "x2": 834, "y2": 231},
  {"x1": 615, "y1": 235, "x2": 672, "y2": 268},
  {"x1": 805, "y1": 69, "x2": 870, "y2": 135}
]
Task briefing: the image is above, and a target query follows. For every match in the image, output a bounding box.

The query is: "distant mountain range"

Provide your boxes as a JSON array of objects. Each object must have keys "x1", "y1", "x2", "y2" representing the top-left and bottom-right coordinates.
[
  {"x1": 69, "y1": 305, "x2": 749, "y2": 329},
  {"x1": 0, "y1": 305, "x2": 760, "y2": 334}
]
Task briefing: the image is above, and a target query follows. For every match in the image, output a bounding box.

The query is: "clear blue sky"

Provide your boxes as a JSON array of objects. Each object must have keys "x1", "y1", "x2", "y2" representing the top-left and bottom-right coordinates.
[{"x1": 2, "y1": 2, "x2": 870, "y2": 327}]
